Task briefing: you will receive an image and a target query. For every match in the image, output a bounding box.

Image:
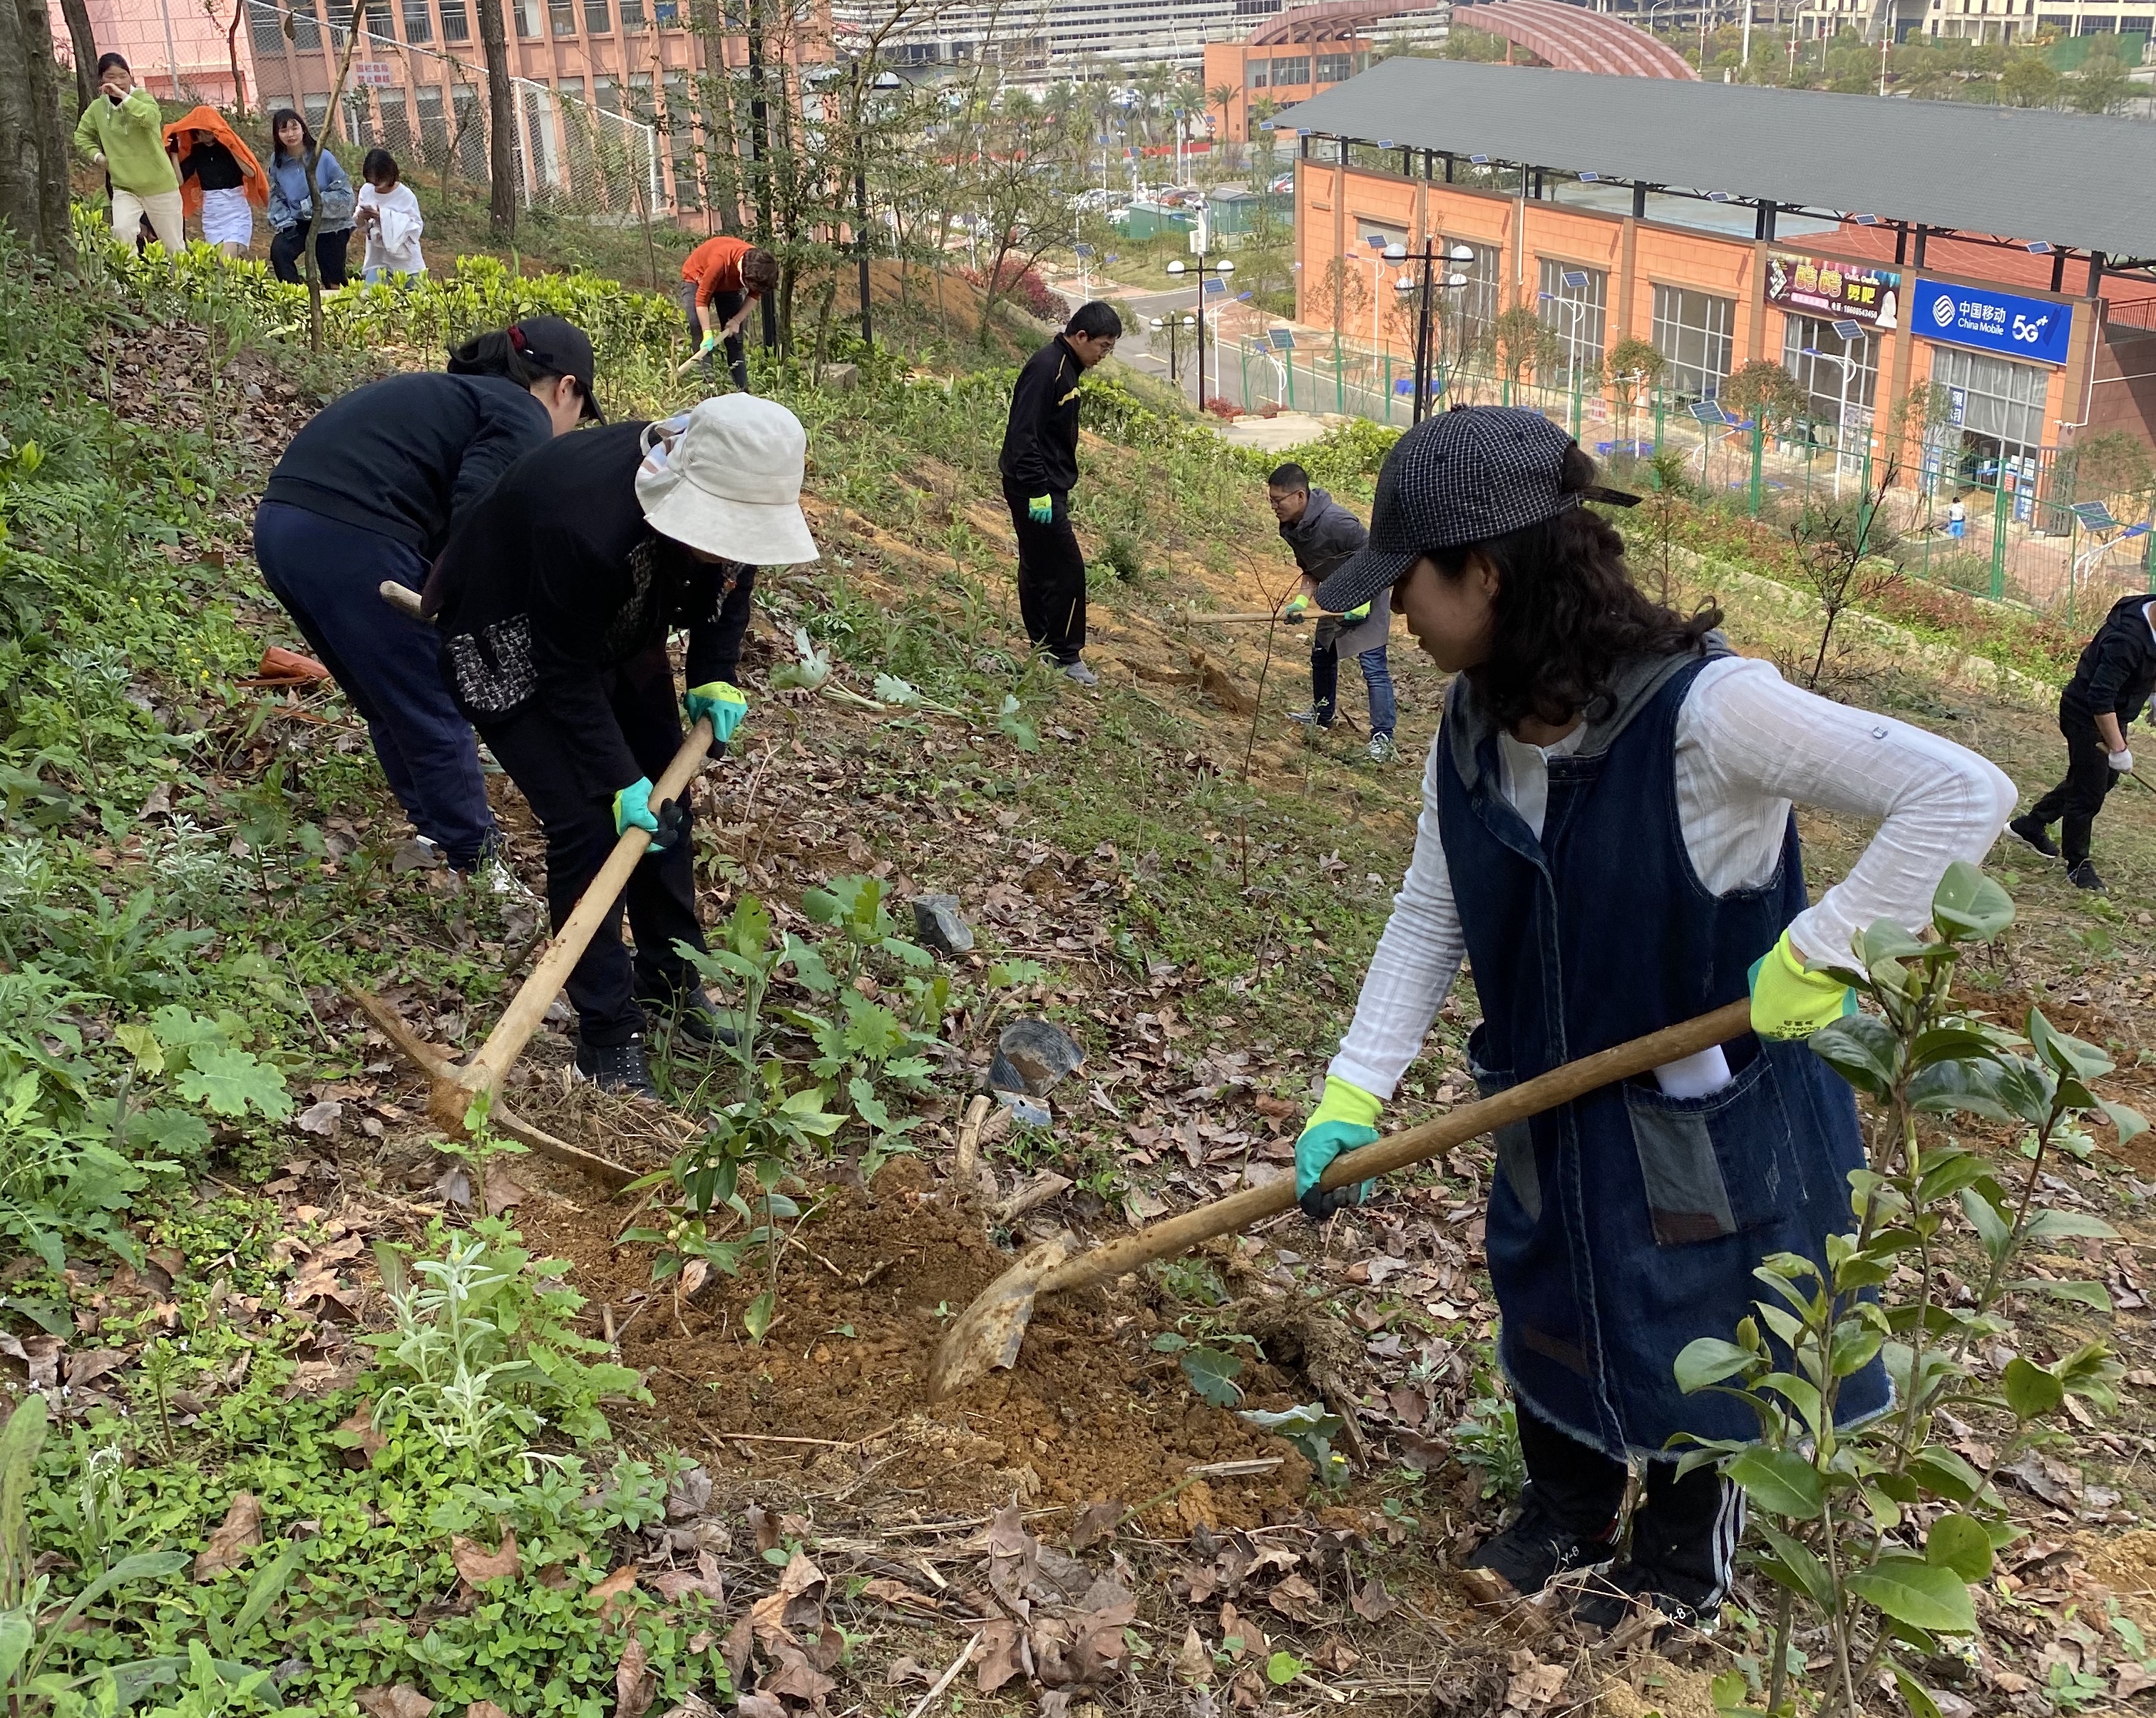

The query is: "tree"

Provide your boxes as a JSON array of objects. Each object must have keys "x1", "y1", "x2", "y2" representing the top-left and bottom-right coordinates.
[
  {"x1": 963, "y1": 89, "x2": 1083, "y2": 339},
  {"x1": 2068, "y1": 43, "x2": 2132, "y2": 113},
  {"x1": 2055, "y1": 429, "x2": 2155, "y2": 506},
  {"x1": 1492, "y1": 303, "x2": 1559, "y2": 404},
  {"x1": 58, "y1": 0, "x2": 96, "y2": 111},
  {"x1": 475, "y1": 0, "x2": 518, "y2": 242},
  {"x1": 0, "y1": 0, "x2": 75, "y2": 260},
  {"x1": 1998, "y1": 50, "x2": 2060, "y2": 106},
  {"x1": 1789, "y1": 456, "x2": 1905, "y2": 689},
  {"x1": 1606, "y1": 335, "x2": 1665, "y2": 446},
  {"x1": 1206, "y1": 81, "x2": 1237, "y2": 168},
  {"x1": 1722, "y1": 358, "x2": 1807, "y2": 437}
]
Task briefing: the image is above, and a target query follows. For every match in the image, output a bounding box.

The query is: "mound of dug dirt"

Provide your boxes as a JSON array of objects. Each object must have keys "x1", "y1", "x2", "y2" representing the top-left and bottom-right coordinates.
[{"x1": 525, "y1": 1160, "x2": 1315, "y2": 1528}]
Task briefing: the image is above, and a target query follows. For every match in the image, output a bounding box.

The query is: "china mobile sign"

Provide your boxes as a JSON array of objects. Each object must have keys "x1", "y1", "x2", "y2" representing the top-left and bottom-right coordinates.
[{"x1": 1911, "y1": 278, "x2": 2072, "y2": 366}]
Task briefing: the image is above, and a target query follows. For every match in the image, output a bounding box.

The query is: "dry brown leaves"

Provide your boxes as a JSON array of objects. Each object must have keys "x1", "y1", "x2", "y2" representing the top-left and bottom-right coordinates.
[
  {"x1": 193, "y1": 1492, "x2": 262, "y2": 1581},
  {"x1": 354, "y1": 1687, "x2": 433, "y2": 1718},
  {"x1": 969, "y1": 1500, "x2": 1139, "y2": 1706},
  {"x1": 451, "y1": 1529, "x2": 520, "y2": 1595}
]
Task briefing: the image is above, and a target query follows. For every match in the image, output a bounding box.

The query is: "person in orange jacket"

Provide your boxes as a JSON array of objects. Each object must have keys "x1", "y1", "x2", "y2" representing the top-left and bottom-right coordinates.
[{"x1": 164, "y1": 106, "x2": 267, "y2": 257}]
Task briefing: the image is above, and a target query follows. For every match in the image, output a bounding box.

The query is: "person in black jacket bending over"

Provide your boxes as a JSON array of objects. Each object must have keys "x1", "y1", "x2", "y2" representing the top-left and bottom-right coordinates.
[
  {"x1": 2011, "y1": 590, "x2": 2156, "y2": 891},
  {"x1": 1269, "y1": 462, "x2": 1395, "y2": 763},
  {"x1": 255, "y1": 317, "x2": 600, "y2": 885},
  {"x1": 1000, "y1": 300, "x2": 1121, "y2": 687},
  {"x1": 428, "y1": 395, "x2": 818, "y2": 1098}
]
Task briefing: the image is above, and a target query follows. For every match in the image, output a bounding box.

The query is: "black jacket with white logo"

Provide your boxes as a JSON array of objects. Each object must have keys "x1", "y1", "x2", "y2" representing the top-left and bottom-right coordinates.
[{"x1": 1000, "y1": 335, "x2": 1084, "y2": 498}]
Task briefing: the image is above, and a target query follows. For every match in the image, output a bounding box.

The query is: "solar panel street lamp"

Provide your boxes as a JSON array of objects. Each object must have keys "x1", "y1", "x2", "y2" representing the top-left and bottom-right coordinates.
[{"x1": 1800, "y1": 337, "x2": 1867, "y2": 501}]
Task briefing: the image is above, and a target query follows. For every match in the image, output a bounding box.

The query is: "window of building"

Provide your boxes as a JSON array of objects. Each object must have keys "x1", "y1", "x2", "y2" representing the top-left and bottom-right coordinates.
[
  {"x1": 400, "y1": 0, "x2": 431, "y2": 39},
  {"x1": 1443, "y1": 236, "x2": 1504, "y2": 347},
  {"x1": 550, "y1": 0, "x2": 576, "y2": 35},
  {"x1": 453, "y1": 83, "x2": 485, "y2": 177},
  {"x1": 414, "y1": 83, "x2": 446, "y2": 152},
  {"x1": 1248, "y1": 59, "x2": 1267, "y2": 86},
  {"x1": 1316, "y1": 51, "x2": 1351, "y2": 79},
  {"x1": 1652, "y1": 283, "x2": 1735, "y2": 401},
  {"x1": 1782, "y1": 314, "x2": 1879, "y2": 428},
  {"x1": 663, "y1": 66, "x2": 699, "y2": 207},
  {"x1": 584, "y1": 0, "x2": 610, "y2": 31},
  {"x1": 1272, "y1": 55, "x2": 1310, "y2": 84},
  {"x1": 593, "y1": 75, "x2": 619, "y2": 113},
  {"x1": 301, "y1": 93, "x2": 329, "y2": 127},
  {"x1": 1927, "y1": 345, "x2": 2048, "y2": 474},
  {"x1": 438, "y1": 0, "x2": 467, "y2": 36},
  {"x1": 515, "y1": 0, "x2": 540, "y2": 34},
  {"x1": 1536, "y1": 258, "x2": 1606, "y2": 381},
  {"x1": 249, "y1": 0, "x2": 292, "y2": 53},
  {"x1": 620, "y1": 0, "x2": 646, "y2": 29}
]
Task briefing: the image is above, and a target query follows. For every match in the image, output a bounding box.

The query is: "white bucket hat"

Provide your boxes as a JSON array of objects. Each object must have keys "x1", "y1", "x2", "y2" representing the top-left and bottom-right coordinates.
[{"x1": 635, "y1": 394, "x2": 820, "y2": 567}]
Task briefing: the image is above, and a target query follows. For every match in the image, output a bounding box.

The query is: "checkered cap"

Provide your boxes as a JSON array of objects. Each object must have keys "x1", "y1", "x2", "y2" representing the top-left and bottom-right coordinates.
[{"x1": 1315, "y1": 407, "x2": 1578, "y2": 617}]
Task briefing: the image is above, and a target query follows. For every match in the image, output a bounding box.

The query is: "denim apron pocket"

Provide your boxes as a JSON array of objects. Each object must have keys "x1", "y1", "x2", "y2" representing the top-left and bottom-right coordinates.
[
  {"x1": 1622, "y1": 1047, "x2": 1794, "y2": 1247},
  {"x1": 1468, "y1": 1030, "x2": 1541, "y2": 1223}
]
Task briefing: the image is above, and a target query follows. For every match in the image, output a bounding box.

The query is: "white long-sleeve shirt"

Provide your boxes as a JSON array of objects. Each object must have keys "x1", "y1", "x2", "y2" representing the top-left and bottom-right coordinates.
[
  {"x1": 1328, "y1": 655, "x2": 2019, "y2": 1100},
  {"x1": 358, "y1": 181, "x2": 425, "y2": 277}
]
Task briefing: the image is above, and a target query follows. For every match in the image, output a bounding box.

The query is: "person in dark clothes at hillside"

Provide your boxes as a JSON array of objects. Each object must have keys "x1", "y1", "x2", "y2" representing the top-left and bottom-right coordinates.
[
  {"x1": 253, "y1": 317, "x2": 600, "y2": 886},
  {"x1": 2010, "y1": 590, "x2": 2156, "y2": 891},
  {"x1": 426, "y1": 395, "x2": 818, "y2": 1098},
  {"x1": 1000, "y1": 300, "x2": 1122, "y2": 687},
  {"x1": 1268, "y1": 461, "x2": 1396, "y2": 763}
]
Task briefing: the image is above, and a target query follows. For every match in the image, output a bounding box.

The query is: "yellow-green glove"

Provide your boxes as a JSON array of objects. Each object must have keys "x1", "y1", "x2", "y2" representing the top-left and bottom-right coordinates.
[
  {"x1": 1748, "y1": 929, "x2": 1857, "y2": 1040},
  {"x1": 685, "y1": 680, "x2": 747, "y2": 744},
  {"x1": 1027, "y1": 494, "x2": 1053, "y2": 525},
  {"x1": 1295, "y1": 1075, "x2": 1382, "y2": 1220},
  {"x1": 1340, "y1": 600, "x2": 1372, "y2": 624},
  {"x1": 1283, "y1": 592, "x2": 1311, "y2": 623},
  {"x1": 697, "y1": 329, "x2": 718, "y2": 354}
]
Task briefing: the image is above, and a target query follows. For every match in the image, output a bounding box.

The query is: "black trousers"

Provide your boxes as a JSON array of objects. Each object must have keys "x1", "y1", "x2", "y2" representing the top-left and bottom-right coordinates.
[
  {"x1": 477, "y1": 646, "x2": 707, "y2": 1048},
  {"x1": 270, "y1": 224, "x2": 351, "y2": 287},
  {"x1": 1516, "y1": 1401, "x2": 1740, "y2": 1600},
  {"x1": 1005, "y1": 485, "x2": 1086, "y2": 665},
  {"x1": 2026, "y1": 700, "x2": 2120, "y2": 866},
  {"x1": 679, "y1": 280, "x2": 749, "y2": 392}
]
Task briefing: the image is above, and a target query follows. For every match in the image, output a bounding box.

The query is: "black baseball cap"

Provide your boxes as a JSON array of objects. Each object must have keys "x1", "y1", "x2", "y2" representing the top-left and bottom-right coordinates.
[
  {"x1": 510, "y1": 315, "x2": 604, "y2": 423},
  {"x1": 1314, "y1": 406, "x2": 1634, "y2": 616}
]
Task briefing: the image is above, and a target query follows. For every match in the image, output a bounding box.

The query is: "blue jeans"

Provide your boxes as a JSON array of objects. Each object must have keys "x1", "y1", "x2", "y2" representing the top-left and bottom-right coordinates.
[
  {"x1": 253, "y1": 500, "x2": 496, "y2": 868},
  {"x1": 1313, "y1": 640, "x2": 1395, "y2": 738}
]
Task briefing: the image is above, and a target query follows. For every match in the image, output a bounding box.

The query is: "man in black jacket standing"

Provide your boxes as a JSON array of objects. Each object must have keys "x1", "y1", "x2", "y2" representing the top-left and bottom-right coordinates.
[
  {"x1": 2011, "y1": 590, "x2": 2156, "y2": 891},
  {"x1": 1000, "y1": 300, "x2": 1121, "y2": 686}
]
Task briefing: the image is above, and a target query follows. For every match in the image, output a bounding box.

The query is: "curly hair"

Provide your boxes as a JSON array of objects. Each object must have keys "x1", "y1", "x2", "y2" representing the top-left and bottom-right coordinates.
[{"x1": 1429, "y1": 444, "x2": 1720, "y2": 730}]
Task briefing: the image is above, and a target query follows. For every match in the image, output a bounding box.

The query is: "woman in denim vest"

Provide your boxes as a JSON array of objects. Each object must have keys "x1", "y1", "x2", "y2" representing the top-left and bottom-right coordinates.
[{"x1": 1292, "y1": 408, "x2": 2014, "y2": 1634}]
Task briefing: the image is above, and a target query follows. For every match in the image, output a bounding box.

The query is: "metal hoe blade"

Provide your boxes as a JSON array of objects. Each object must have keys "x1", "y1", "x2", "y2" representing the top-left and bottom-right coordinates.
[{"x1": 924, "y1": 1231, "x2": 1074, "y2": 1401}]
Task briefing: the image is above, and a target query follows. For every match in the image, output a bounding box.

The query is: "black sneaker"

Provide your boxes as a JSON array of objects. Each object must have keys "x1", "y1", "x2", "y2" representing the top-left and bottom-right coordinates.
[
  {"x1": 573, "y1": 1036, "x2": 659, "y2": 1099},
  {"x1": 633, "y1": 978, "x2": 740, "y2": 1047},
  {"x1": 2008, "y1": 815, "x2": 2059, "y2": 859},
  {"x1": 1464, "y1": 1495, "x2": 1613, "y2": 1597},
  {"x1": 1569, "y1": 1560, "x2": 1719, "y2": 1638},
  {"x1": 2068, "y1": 859, "x2": 2106, "y2": 892}
]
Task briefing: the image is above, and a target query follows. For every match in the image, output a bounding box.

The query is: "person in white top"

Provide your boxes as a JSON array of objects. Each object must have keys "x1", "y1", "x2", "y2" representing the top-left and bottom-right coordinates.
[
  {"x1": 1290, "y1": 408, "x2": 2015, "y2": 1639},
  {"x1": 356, "y1": 149, "x2": 426, "y2": 286}
]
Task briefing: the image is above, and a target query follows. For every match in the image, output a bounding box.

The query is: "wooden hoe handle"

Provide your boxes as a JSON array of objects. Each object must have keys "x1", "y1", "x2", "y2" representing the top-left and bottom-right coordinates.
[
  {"x1": 1035, "y1": 998, "x2": 1755, "y2": 1297},
  {"x1": 461, "y1": 716, "x2": 716, "y2": 1093}
]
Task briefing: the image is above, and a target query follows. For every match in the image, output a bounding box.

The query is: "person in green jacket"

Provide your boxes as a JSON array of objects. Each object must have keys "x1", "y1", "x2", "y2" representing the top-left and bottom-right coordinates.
[{"x1": 73, "y1": 55, "x2": 185, "y2": 252}]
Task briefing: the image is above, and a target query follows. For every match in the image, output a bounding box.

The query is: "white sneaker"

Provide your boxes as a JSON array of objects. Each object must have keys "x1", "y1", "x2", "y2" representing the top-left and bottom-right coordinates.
[
  {"x1": 1367, "y1": 733, "x2": 1397, "y2": 764},
  {"x1": 1062, "y1": 659, "x2": 1099, "y2": 687}
]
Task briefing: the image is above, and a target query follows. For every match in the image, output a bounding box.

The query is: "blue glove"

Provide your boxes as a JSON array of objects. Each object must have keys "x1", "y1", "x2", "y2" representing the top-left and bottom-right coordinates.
[
  {"x1": 685, "y1": 680, "x2": 747, "y2": 744},
  {"x1": 612, "y1": 780, "x2": 659, "y2": 853},
  {"x1": 1027, "y1": 494, "x2": 1053, "y2": 525},
  {"x1": 1295, "y1": 1076, "x2": 1382, "y2": 1220}
]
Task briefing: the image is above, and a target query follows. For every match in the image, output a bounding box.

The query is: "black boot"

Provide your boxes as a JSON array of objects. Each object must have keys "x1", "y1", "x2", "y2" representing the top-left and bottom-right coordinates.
[
  {"x1": 1465, "y1": 1491, "x2": 1616, "y2": 1597},
  {"x1": 1571, "y1": 1461, "x2": 1740, "y2": 1637}
]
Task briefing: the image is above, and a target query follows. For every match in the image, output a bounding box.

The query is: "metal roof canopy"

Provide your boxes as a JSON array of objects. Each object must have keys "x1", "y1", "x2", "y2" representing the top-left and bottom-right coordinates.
[{"x1": 1278, "y1": 56, "x2": 2156, "y2": 265}]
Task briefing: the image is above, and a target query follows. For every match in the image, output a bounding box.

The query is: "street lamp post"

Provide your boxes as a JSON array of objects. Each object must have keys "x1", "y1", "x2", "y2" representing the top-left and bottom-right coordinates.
[
  {"x1": 1397, "y1": 242, "x2": 1474, "y2": 424},
  {"x1": 1167, "y1": 251, "x2": 1236, "y2": 409},
  {"x1": 1799, "y1": 317, "x2": 1867, "y2": 501},
  {"x1": 1537, "y1": 268, "x2": 1592, "y2": 436}
]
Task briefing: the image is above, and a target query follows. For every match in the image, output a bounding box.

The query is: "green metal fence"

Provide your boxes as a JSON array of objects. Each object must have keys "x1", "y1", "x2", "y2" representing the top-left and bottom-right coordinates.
[{"x1": 1230, "y1": 337, "x2": 2156, "y2": 627}]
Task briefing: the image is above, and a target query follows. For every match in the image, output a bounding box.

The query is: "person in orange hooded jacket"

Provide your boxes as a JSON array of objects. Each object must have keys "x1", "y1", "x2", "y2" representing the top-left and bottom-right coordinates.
[{"x1": 164, "y1": 107, "x2": 267, "y2": 257}]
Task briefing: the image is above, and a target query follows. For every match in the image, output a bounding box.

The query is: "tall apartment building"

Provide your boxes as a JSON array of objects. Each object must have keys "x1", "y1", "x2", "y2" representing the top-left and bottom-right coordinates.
[{"x1": 829, "y1": 0, "x2": 1252, "y2": 75}]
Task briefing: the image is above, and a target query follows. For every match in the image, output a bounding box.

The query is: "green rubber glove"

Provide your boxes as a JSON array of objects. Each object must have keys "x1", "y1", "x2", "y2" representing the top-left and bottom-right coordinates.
[
  {"x1": 1283, "y1": 592, "x2": 1311, "y2": 623},
  {"x1": 1340, "y1": 600, "x2": 1373, "y2": 624},
  {"x1": 697, "y1": 329, "x2": 718, "y2": 354},
  {"x1": 1295, "y1": 1075, "x2": 1382, "y2": 1220},
  {"x1": 1748, "y1": 929, "x2": 1857, "y2": 1040},
  {"x1": 1027, "y1": 494, "x2": 1053, "y2": 525},
  {"x1": 612, "y1": 777, "x2": 664, "y2": 854},
  {"x1": 685, "y1": 680, "x2": 748, "y2": 744}
]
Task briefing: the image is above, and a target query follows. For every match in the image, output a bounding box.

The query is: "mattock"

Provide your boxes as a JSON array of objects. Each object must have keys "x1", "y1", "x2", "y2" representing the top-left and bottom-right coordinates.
[{"x1": 354, "y1": 581, "x2": 712, "y2": 1191}]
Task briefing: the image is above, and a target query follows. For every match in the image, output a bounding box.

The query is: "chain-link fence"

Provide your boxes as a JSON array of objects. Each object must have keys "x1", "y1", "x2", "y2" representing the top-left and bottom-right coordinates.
[
  {"x1": 244, "y1": 0, "x2": 667, "y2": 227},
  {"x1": 1225, "y1": 329, "x2": 2156, "y2": 627}
]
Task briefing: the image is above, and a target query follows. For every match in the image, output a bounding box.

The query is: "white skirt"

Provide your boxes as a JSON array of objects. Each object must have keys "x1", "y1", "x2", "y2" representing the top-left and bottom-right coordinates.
[{"x1": 201, "y1": 186, "x2": 252, "y2": 247}]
